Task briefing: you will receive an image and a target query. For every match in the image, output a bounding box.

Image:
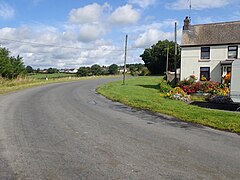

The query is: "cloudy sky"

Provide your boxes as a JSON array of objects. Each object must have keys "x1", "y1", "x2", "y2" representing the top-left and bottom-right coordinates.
[{"x1": 0, "y1": 0, "x2": 240, "y2": 68}]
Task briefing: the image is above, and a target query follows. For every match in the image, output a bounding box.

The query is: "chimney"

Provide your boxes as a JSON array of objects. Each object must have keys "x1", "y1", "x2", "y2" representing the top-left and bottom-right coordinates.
[{"x1": 183, "y1": 16, "x2": 190, "y2": 30}]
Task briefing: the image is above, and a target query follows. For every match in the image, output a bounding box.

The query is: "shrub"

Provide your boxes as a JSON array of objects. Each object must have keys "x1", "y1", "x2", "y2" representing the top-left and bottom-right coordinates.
[
  {"x1": 166, "y1": 87, "x2": 190, "y2": 102},
  {"x1": 182, "y1": 81, "x2": 201, "y2": 94},
  {"x1": 159, "y1": 80, "x2": 173, "y2": 93},
  {"x1": 200, "y1": 81, "x2": 229, "y2": 96},
  {"x1": 178, "y1": 75, "x2": 197, "y2": 87}
]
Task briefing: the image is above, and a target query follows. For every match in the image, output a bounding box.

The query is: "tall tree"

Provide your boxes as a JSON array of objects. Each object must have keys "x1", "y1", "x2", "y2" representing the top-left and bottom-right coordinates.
[
  {"x1": 91, "y1": 64, "x2": 102, "y2": 75},
  {"x1": 140, "y1": 40, "x2": 181, "y2": 75},
  {"x1": 108, "y1": 64, "x2": 118, "y2": 75}
]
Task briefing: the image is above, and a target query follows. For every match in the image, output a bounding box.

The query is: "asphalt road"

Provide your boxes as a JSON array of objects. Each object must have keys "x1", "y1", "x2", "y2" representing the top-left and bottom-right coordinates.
[{"x1": 0, "y1": 78, "x2": 240, "y2": 180}]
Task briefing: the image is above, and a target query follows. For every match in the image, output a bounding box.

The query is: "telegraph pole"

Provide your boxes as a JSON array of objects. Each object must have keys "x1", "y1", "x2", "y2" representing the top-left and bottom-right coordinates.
[
  {"x1": 174, "y1": 22, "x2": 177, "y2": 86},
  {"x1": 166, "y1": 45, "x2": 169, "y2": 75},
  {"x1": 123, "y1": 34, "x2": 128, "y2": 85}
]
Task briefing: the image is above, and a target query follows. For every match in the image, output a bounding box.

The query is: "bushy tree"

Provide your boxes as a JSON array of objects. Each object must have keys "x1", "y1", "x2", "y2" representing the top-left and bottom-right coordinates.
[
  {"x1": 91, "y1": 64, "x2": 102, "y2": 75},
  {"x1": 0, "y1": 47, "x2": 26, "y2": 78},
  {"x1": 108, "y1": 64, "x2": 118, "y2": 75},
  {"x1": 140, "y1": 40, "x2": 180, "y2": 75},
  {"x1": 77, "y1": 67, "x2": 91, "y2": 77},
  {"x1": 47, "y1": 67, "x2": 58, "y2": 74},
  {"x1": 26, "y1": 65, "x2": 34, "y2": 73},
  {"x1": 126, "y1": 63, "x2": 148, "y2": 76}
]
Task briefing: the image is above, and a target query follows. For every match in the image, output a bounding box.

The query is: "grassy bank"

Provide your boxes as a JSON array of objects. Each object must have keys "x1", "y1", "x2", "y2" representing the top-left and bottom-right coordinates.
[
  {"x1": 97, "y1": 76, "x2": 240, "y2": 133},
  {"x1": 0, "y1": 76, "x2": 113, "y2": 95},
  {"x1": 0, "y1": 77, "x2": 79, "y2": 94},
  {"x1": 29, "y1": 73, "x2": 76, "y2": 79}
]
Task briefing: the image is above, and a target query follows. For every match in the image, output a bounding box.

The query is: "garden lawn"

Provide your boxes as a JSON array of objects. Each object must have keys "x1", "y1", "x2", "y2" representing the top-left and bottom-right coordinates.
[{"x1": 97, "y1": 76, "x2": 240, "y2": 133}]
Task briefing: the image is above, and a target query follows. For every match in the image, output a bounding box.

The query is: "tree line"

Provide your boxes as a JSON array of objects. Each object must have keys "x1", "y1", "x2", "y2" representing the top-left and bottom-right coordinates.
[
  {"x1": 76, "y1": 63, "x2": 148, "y2": 77},
  {"x1": 1, "y1": 39, "x2": 181, "y2": 79},
  {"x1": 24, "y1": 63, "x2": 149, "y2": 77}
]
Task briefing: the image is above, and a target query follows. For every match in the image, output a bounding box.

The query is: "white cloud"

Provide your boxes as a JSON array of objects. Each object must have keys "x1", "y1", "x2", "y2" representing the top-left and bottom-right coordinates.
[
  {"x1": 134, "y1": 29, "x2": 174, "y2": 48},
  {"x1": 108, "y1": 4, "x2": 140, "y2": 26},
  {"x1": 128, "y1": 0, "x2": 156, "y2": 8},
  {"x1": 0, "y1": 25, "x2": 125, "y2": 68},
  {"x1": 132, "y1": 20, "x2": 181, "y2": 48},
  {"x1": 68, "y1": 3, "x2": 109, "y2": 24},
  {"x1": 166, "y1": 0, "x2": 230, "y2": 10},
  {"x1": 1, "y1": 2, "x2": 185, "y2": 68},
  {"x1": 78, "y1": 24, "x2": 105, "y2": 42},
  {"x1": 0, "y1": 1, "x2": 15, "y2": 20}
]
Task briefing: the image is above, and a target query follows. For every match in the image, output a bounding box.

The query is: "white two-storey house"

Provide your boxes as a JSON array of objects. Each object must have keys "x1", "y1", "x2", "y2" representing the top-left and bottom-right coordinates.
[{"x1": 180, "y1": 17, "x2": 240, "y2": 82}]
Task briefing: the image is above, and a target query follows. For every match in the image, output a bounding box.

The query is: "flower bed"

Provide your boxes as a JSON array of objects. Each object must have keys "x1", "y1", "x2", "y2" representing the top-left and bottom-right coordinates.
[
  {"x1": 166, "y1": 87, "x2": 190, "y2": 102},
  {"x1": 178, "y1": 76, "x2": 229, "y2": 96},
  {"x1": 164, "y1": 75, "x2": 231, "y2": 103}
]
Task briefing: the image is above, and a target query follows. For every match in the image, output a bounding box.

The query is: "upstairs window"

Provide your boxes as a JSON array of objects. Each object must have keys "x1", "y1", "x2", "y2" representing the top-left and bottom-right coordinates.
[
  {"x1": 201, "y1": 47, "x2": 210, "y2": 59},
  {"x1": 228, "y1": 46, "x2": 238, "y2": 59}
]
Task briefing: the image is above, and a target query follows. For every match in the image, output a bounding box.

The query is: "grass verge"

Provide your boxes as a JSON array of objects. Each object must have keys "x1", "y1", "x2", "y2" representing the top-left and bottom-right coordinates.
[
  {"x1": 0, "y1": 76, "x2": 116, "y2": 95},
  {"x1": 29, "y1": 73, "x2": 76, "y2": 79},
  {"x1": 97, "y1": 76, "x2": 240, "y2": 133}
]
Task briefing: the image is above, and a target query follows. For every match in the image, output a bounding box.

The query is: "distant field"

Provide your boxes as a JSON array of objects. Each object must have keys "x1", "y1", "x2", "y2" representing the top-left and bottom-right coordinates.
[{"x1": 29, "y1": 73, "x2": 76, "y2": 79}]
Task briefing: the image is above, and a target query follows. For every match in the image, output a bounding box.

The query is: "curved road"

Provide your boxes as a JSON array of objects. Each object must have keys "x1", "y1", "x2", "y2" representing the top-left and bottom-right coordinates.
[{"x1": 0, "y1": 78, "x2": 240, "y2": 179}]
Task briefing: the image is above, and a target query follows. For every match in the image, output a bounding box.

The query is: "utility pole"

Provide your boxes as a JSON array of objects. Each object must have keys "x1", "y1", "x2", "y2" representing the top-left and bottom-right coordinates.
[
  {"x1": 123, "y1": 34, "x2": 128, "y2": 85},
  {"x1": 174, "y1": 22, "x2": 177, "y2": 86},
  {"x1": 166, "y1": 45, "x2": 169, "y2": 76}
]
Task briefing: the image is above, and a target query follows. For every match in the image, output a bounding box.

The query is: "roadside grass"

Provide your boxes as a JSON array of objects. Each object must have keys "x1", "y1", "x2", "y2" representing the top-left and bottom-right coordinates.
[
  {"x1": 0, "y1": 76, "x2": 116, "y2": 95},
  {"x1": 28, "y1": 73, "x2": 76, "y2": 79},
  {"x1": 97, "y1": 76, "x2": 240, "y2": 133}
]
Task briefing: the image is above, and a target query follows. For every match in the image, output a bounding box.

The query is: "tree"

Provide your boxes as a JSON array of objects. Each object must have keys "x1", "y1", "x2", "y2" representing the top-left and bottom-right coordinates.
[
  {"x1": 10, "y1": 55, "x2": 26, "y2": 78},
  {"x1": 140, "y1": 40, "x2": 181, "y2": 75},
  {"x1": 77, "y1": 67, "x2": 90, "y2": 77},
  {"x1": 108, "y1": 64, "x2": 118, "y2": 75},
  {"x1": 91, "y1": 64, "x2": 102, "y2": 75},
  {"x1": 0, "y1": 47, "x2": 26, "y2": 78},
  {"x1": 47, "y1": 67, "x2": 58, "y2": 74},
  {"x1": 26, "y1": 65, "x2": 34, "y2": 73},
  {"x1": 36, "y1": 68, "x2": 40, "y2": 73}
]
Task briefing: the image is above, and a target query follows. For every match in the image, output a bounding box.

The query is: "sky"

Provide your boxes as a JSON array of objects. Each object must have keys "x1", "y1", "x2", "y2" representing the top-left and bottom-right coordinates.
[{"x1": 0, "y1": 0, "x2": 240, "y2": 69}]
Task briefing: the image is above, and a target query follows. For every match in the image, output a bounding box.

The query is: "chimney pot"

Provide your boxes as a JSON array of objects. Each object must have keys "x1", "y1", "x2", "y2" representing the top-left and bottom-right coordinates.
[{"x1": 183, "y1": 16, "x2": 190, "y2": 30}]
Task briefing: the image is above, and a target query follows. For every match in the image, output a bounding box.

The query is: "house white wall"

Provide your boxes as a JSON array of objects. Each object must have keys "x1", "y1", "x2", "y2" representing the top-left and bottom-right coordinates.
[{"x1": 181, "y1": 45, "x2": 240, "y2": 82}]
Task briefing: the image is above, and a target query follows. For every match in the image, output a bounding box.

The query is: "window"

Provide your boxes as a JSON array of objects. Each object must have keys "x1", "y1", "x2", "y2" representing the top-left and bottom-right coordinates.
[
  {"x1": 228, "y1": 46, "x2": 238, "y2": 59},
  {"x1": 201, "y1": 47, "x2": 210, "y2": 59},
  {"x1": 227, "y1": 67, "x2": 231, "y2": 74},
  {"x1": 200, "y1": 67, "x2": 210, "y2": 81}
]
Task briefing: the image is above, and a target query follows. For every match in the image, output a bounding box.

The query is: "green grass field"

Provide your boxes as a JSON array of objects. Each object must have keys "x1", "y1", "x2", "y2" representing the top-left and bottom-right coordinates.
[
  {"x1": 29, "y1": 73, "x2": 76, "y2": 79},
  {"x1": 97, "y1": 76, "x2": 240, "y2": 133}
]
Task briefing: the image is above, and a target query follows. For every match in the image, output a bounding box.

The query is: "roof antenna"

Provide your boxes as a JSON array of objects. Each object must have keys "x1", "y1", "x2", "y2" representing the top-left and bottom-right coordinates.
[{"x1": 188, "y1": 0, "x2": 192, "y2": 23}]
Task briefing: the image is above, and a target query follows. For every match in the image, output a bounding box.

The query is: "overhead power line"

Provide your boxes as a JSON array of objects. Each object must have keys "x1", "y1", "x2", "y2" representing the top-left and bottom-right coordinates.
[{"x1": 0, "y1": 37, "x2": 141, "y2": 52}]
